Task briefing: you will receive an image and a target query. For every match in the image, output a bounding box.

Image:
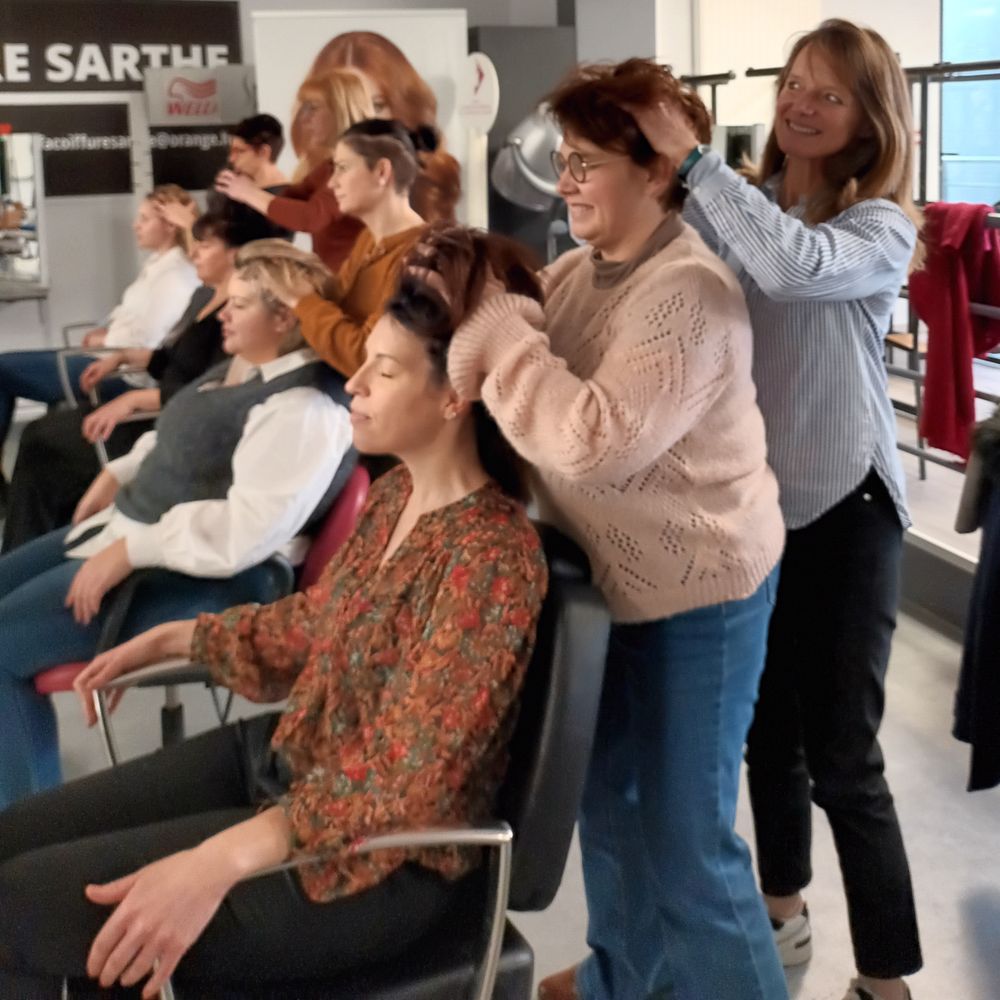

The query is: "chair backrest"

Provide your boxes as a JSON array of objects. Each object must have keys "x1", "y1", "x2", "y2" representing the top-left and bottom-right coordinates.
[
  {"x1": 298, "y1": 465, "x2": 371, "y2": 590},
  {"x1": 498, "y1": 524, "x2": 611, "y2": 912}
]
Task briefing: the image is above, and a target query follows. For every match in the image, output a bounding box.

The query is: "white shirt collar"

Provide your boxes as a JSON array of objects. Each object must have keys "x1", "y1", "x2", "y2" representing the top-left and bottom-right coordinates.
[{"x1": 243, "y1": 347, "x2": 319, "y2": 384}]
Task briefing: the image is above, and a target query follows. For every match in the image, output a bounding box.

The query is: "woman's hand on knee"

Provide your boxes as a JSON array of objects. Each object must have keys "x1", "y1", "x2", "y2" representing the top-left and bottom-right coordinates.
[
  {"x1": 84, "y1": 847, "x2": 236, "y2": 998},
  {"x1": 73, "y1": 620, "x2": 197, "y2": 726}
]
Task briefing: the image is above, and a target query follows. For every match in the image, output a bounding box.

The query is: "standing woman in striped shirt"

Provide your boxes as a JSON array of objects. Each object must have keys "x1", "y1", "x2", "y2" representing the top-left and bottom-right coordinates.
[{"x1": 630, "y1": 19, "x2": 923, "y2": 1000}]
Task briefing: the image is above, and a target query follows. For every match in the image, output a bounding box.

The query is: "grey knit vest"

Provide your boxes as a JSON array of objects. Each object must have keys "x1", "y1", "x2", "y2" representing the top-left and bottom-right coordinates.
[{"x1": 115, "y1": 358, "x2": 354, "y2": 531}]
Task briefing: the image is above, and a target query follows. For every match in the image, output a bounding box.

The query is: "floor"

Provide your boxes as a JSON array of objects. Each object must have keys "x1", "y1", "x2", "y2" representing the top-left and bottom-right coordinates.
[{"x1": 49, "y1": 613, "x2": 1000, "y2": 1000}]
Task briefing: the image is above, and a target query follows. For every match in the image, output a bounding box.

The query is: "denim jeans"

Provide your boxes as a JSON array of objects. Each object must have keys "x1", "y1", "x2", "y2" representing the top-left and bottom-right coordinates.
[
  {"x1": 0, "y1": 526, "x2": 289, "y2": 809},
  {"x1": 576, "y1": 568, "x2": 787, "y2": 1000},
  {"x1": 0, "y1": 349, "x2": 128, "y2": 449}
]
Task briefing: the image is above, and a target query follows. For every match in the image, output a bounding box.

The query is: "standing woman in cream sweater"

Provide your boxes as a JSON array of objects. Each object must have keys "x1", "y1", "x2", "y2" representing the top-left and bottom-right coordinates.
[{"x1": 442, "y1": 59, "x2": 787, "y2": 1000}]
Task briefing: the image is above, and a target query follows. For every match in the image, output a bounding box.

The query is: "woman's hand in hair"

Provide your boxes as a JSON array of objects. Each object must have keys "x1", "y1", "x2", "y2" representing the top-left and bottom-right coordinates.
[
  {"x1": 73, "y1": 619, "x2": 197, "y2": 727},
  {"x1": 215, "y1": 169, "x2": 259, "y2": 206},
  {"x1": 154, "y1": 196, "x2": 198, "y2": 234},
  {"x1": 65, "y1": 538, "x2": 132, "y2": 626},
  {"x1": 624, "y1": 100, "x2": 701, "y2": 169}
]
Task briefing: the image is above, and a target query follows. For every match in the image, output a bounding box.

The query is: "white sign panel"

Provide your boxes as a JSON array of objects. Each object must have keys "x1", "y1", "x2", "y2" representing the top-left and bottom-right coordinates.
[
  {"x1": 458, "y1": 52, "x2": 500, "y2": 135},
  {"x1": 251, "y1": 8, "x2": 469, "y2": 220},
  {"x1": 144, "y1": 64, "x2": 255, "y2": 127}
]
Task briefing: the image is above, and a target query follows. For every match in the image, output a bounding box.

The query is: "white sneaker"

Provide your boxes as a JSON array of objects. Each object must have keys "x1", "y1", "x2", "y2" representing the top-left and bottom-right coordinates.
[
  {"x1": 843, "y1": 980, "x2": 913, "y2": 1000},
  {"x1": 771, "y1": 902, "x2": 812, "y2": 967}
]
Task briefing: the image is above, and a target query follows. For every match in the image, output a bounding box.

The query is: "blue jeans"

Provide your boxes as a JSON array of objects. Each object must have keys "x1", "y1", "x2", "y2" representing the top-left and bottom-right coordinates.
[
  {"x1": 576, "y1": 568, "x2": 787, "y2": 1000},
  {"x1": 0, "y1": 527, "x2": 289, "y2": 809},
  {"x1": 0, "y1": 349, "x2": 128, "y2": 448}
]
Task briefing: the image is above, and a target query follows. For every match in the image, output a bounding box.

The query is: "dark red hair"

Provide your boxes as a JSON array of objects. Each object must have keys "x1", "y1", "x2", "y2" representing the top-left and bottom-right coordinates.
[{"x1": 547, "y1": 58, "x2": 712, "y2": 210}]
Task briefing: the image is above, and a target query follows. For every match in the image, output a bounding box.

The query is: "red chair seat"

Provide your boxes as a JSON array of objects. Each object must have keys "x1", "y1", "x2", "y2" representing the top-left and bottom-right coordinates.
[{"x1": 34, "y1": 662, "x2": 89, "y2": 695}]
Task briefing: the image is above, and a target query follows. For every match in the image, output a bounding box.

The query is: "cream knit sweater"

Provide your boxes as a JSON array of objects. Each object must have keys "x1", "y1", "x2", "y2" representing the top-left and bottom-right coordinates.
[{"x1": 448, "y1": 221, "x2": 785, "y2": 623}]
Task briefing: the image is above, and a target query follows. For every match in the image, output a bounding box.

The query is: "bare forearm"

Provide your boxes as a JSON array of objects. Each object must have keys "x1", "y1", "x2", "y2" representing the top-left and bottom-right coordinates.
[
  {"x1": 195, "y1": 807, "x2": 292, "y2": 883},
  {"x1": 125, "y1": 388, "x2": 161, "y2": 413},
  {"x1": 121, "y1": 347, "x2": 154, "y2": 369}
]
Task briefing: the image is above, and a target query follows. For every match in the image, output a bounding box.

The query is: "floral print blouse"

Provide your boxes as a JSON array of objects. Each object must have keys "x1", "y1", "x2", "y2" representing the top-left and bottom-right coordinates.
[{"x1": 192, "y1": 466, "x2": 547, "y2": 903}]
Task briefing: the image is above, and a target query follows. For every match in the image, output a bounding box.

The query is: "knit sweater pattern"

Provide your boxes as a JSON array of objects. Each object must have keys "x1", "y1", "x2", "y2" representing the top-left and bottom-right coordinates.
[{"x1": 448, "y1": 224, "x2": 785, "y2": 623}]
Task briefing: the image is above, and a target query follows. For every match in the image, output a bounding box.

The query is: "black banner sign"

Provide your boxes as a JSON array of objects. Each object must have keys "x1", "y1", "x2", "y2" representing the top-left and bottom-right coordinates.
[
  {"x1": 0, "y1": 0, "x2": 241, "y2": 195},
  {"x1": 0, "y1": 1, "x2": 241, "y2": 92}
]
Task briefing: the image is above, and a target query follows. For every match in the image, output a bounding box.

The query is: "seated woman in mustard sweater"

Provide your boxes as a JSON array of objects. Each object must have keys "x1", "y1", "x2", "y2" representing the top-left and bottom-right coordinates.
[{"x1": 0, "y1": 230, "x2": 547, "y2": 1000}]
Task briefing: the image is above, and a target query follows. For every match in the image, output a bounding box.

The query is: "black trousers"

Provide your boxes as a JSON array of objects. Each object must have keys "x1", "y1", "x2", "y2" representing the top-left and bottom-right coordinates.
[
  {"x1": 745, "y1": 469, "x2": 922, "y2": 978},
  {"x1": 2, "y1": 407, "x2": 146, "y2": 553},
  {"x1": 0, "y1": 715, "x2": 467, "y2": 998}
]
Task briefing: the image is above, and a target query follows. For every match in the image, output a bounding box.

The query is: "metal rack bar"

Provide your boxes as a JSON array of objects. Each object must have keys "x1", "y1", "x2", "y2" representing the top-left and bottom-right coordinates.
[{"x1": 680, "y1": 70, "x2": 735, "y2": 122}]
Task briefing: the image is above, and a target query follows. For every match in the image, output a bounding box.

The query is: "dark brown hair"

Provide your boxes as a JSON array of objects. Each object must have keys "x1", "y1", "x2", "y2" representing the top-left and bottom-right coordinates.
[
  {"x1": 745, "y1": 19, "x2": 923, "y2": 267},
  {"x1": 546, "y1": 58, "x2": 712, "y2": 211},
  {"x1": 305, "y1": 30, "x2": 461, "y2": 222},
  {"x1": 339, "y1": 119, "x2": 437, "y2": 194},
  {"x1": 388, "y1": 225, "x2": 543, "y2": 499}
]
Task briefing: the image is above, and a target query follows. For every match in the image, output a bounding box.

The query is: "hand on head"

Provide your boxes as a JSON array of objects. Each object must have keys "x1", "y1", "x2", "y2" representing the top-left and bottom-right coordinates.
[
  {"x1": 623, "y1": 100, "x2": 702, "y2": 168},
  {"x1": 154, "y1": 196, "x2": 198, "y2": 233}
]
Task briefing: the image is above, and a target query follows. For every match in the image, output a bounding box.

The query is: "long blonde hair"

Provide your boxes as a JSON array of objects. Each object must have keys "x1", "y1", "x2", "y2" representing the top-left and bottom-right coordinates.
[
  {"x1": 235, "y1": 240, "x2": 334, "y2": 354},
  {"x1": 291, "y1": 68, "x2": 372, "y2": 181},
  {"x1": 745, "y1": 19, "x2": 924, "y2": 268}
]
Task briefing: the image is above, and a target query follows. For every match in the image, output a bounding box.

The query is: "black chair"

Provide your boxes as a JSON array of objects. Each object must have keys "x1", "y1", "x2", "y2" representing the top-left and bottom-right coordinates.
[{"x1": 144, "y1": 525, "x2": 610, "y2": 1000}]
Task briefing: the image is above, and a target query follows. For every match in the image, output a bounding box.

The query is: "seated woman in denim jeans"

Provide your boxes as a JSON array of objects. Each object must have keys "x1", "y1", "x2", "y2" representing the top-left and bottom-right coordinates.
[
  {"x1": 0, "y1": 240, "x2": 354, "y2": 810},
  {"x1": 0, "y1": 229, "x2": 547, "y2": 1000},
  {"x1": 442, "y1": 59, "x2": 787, "y2": 1000},
  {"x1": 0, "y1": 185, "x2": 200, "y2": 513}
]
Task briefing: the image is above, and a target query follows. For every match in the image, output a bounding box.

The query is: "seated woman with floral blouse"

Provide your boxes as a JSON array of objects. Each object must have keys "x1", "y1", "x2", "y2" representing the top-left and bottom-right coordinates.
[{"x1": 0, "y1": 229, "x2": 547, "y2": 1000}]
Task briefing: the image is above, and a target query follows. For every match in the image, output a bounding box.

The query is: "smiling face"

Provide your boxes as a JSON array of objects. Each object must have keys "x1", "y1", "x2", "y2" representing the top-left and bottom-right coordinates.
[
  {"x1": 218, "y1": 274, "x2": 290, "y2": 364},
  {"x1": 774, "y1": 44, "x2": 865, "y2": 163},
  {"x1": 344, "y1": 314, "x2": 458, "y2": 458},
  {"x1": 554, "y1": 132, "x2": 668, "y2": 260}
]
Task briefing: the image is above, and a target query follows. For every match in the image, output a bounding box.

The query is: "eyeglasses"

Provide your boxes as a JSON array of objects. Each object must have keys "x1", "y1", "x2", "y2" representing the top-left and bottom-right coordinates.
[{"x1": 550, "y1": 149, "x2": 629, "y2": 183}]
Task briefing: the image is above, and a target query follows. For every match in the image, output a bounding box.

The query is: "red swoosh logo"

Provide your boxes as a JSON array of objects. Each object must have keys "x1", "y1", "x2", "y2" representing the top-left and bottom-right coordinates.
[{"x1": 168, "y1": 78, "x2": 218, "y2": 100}]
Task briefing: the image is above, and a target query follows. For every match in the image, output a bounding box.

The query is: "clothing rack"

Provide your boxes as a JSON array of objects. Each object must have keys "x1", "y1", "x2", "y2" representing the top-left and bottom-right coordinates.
[{"x1": 680, "y1": 71, "x2": 735, "y2": 121}]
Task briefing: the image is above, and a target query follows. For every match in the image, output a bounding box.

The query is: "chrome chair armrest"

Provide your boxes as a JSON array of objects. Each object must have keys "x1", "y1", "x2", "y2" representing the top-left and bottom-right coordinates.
[
  {"x1": 61, "y1": 320, "x2": 100, "y2": 348},
  {"x1": 239, "y1": 822, "x2": 513, "y2": 1000},
  {"x1": 102, "y1": 657, "x2": 201, "y2": 691},
  {"x1": 93, "y1": 658, "x2": 206, "y2": 765},
  {"x1": 56, "y1": 345, "x2": 119, "y2": 406}
]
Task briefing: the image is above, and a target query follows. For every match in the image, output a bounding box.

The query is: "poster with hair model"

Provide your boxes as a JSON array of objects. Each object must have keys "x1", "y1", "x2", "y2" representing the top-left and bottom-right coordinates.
[{"x1": 250, "y1": 8, "x2": 470, "y2": 223}]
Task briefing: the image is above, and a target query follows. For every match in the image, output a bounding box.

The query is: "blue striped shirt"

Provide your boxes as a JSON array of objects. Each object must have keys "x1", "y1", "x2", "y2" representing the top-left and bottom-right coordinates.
[{"x1": 682, "y1": 151, "x2": 916, "y2": 530}]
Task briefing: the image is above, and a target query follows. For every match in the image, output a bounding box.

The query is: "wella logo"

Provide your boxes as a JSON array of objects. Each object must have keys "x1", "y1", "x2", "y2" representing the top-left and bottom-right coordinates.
[{"x1": 167, "y1": 77, "x2": 219, "y2": 116}]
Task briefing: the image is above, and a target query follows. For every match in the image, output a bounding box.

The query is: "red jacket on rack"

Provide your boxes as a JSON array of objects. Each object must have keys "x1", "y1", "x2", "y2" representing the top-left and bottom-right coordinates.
[{"x1": 909, "y1": 202, "x2": 1000, "y2": 459}]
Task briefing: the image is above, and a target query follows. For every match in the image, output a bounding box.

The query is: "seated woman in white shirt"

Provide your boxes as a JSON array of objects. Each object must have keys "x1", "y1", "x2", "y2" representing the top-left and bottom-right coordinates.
[
  {"x1": 0, "y1": 185, "x2": 201, "y2": 510},
  {"x1": 0, "y1": 239, "x2": 354, "y2": 810}
]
